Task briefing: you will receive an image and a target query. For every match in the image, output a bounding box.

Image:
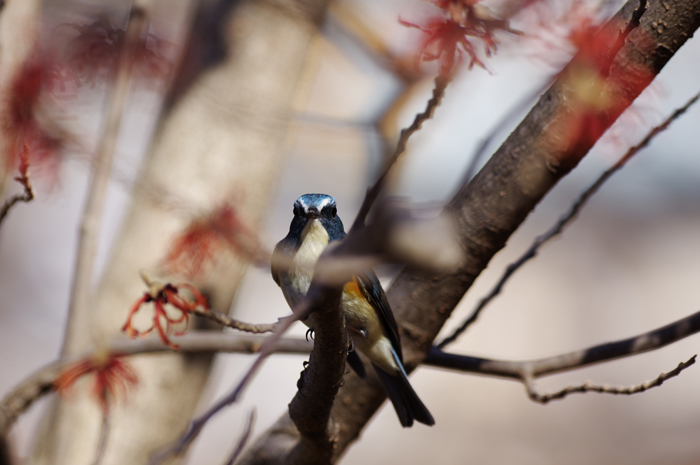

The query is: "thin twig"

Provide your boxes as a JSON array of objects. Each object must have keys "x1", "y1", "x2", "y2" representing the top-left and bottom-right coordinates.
[
  {"x1": 191, "y1": 307, "x2": 275, "y2": 334},
  {"x1": 437, "y1": 90, "x2": 700, "y2": 349},
  {"x1": 223, "y1": 409, "x2": 255, "y2": 465},
  {"x1": 62, "y1": 8, "x2": 146, "y2": 356},
  {"x1": 91, "y1": 410, "x2": 110, "y2": 465},
  {"x1": 524, "y1": 355, "x2": 696, "y2": 404},
  {"x1": 349, "y1": 76, "x2": 449, "y2": 233},
  {"x1": 0, "y1": 152, "x2": 34, "y2": 227}
]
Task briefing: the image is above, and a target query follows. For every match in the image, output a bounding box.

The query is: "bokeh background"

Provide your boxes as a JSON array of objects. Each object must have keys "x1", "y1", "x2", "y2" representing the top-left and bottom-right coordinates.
[{"x1": 1, "y1": 0, "x2": 700, "y2": 463}]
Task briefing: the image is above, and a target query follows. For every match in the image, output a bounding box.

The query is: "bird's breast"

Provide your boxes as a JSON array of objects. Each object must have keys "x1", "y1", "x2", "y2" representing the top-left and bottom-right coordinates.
[{"x1": 279, "y1": 218, "x2": 330, "y2": 307}]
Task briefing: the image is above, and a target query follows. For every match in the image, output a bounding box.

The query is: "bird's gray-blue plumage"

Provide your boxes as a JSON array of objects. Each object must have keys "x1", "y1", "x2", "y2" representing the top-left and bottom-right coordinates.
[{"x1": 271, "y1": 193, "x2": 434, "y2": 427}]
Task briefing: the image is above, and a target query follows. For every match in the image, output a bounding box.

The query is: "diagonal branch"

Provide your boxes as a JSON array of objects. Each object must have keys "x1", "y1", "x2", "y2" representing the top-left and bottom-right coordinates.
[
  {"x1": 438, "y1": 90, "x2": 700, "y2": 348},
  {"x1": 223, "y1": 409, "x2": 255, "y2": 465},
  {"x1": 349, "y1": 76, "x2": 449, "y2": 233}
]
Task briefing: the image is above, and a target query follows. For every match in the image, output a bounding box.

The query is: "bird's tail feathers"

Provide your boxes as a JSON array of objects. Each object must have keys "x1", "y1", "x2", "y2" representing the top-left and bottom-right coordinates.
[{"x1": 373, "y1": 357, "x2": 434, "y2": 427}]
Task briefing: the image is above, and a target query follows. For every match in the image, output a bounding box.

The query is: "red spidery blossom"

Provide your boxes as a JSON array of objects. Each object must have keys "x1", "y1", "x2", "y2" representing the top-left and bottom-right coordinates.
[
  {"x1": 555, "y1": 12, "x2": 654, "y2": 152},
  {"x1": 16, "y1": 144, "x2": 31, "y2": 184},
  {"x1": 400, "y1": 0, "x2": 506, "y2": 76},
  {"x1": 164, "y1": 202, "x2": 265, "y2": 278},
  {"x1": 122, "y1": 280, "x2": 208, "y2": 349},
  {"x1": 54, "y1": 13, "x2": 171, "y2": 88},
  {"x1": 54, "y1": 350, "x2": 138, "y2": 413},
  {"x1": 2, "y1": 55, "x2": 64, "y2": 172}
]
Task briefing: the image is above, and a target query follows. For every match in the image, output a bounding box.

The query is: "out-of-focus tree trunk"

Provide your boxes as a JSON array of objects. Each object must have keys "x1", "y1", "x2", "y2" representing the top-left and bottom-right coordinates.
[{"x1": 29, "y1": 0, "x2": 329, "y2": 464}]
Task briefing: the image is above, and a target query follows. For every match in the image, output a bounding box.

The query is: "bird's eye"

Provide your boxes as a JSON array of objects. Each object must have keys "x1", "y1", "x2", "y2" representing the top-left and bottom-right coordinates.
[
  {"x1": 328, "y1": 206, "x2": 337, "y2": 217},
  {"x1": 293, "y1": 205, "x2": 301, "y2": 217}
]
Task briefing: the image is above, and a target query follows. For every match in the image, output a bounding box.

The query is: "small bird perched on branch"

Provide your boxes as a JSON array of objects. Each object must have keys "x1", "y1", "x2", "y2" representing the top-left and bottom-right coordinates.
[{"x1": 271, "y1": 193, "x2": 434, "y2": 427}]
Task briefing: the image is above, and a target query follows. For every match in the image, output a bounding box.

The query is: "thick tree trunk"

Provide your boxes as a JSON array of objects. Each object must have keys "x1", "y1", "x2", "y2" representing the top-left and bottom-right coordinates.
[{"x1": 29, "y1": 1, "x2": 329, "y2": 464}]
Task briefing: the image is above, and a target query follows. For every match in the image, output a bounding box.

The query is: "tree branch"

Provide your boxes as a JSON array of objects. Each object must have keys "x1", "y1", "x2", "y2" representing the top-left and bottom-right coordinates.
[
  {"x1": 349, "y1": 76, "x2": 449, "y2": 233},
  {"x1": 523, "y1": 356, "x2": 696, "y2": 404},
  {"x1": 425, "y1": 307, "x2": 700, "y2": 380},
  {"x1": 223, "y1": 409, "x2": 255, "y2": 465},
  {"x1": 438, "y1": 89, "x2": 700, "y2": 348},
  {"x1": 191, "y1": 307, "x2": 276, "y2": 334},
  {"x1": 320, "y1": 0, "x2": 700, "y2": 460},
  {"x1": 0, "y1": 333, "x2": 312, "y2": 439}
]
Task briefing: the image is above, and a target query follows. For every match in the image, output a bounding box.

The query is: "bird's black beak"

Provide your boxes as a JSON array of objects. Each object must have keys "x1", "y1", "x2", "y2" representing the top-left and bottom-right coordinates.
[{"x1": 307, "y1": 207, "x2": 320, "y2": 218}]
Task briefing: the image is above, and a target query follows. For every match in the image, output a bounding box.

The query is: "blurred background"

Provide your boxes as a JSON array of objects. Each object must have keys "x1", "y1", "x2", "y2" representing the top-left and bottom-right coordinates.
[{"x1": 1, "y1": 0, "x2": 700, "y2": 463}]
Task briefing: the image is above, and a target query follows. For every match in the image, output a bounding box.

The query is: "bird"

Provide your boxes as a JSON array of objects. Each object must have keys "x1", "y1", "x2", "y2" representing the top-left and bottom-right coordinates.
[{"x1": 271, "y1": 193, "x2": 434, "y2": 427}]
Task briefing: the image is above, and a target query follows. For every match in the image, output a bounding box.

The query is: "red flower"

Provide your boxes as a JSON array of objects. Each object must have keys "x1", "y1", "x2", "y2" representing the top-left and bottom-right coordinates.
[
  {"x1": 54, "y1": 351, "x2": 138, "y2": 413},
  {"x1": 556, "y1": 14, "x2": 654, "y2": 152},
  {"x1": 54, "y1": 14, "x2": 171, "y2": 88},
  {"x1": 2, "y1": 54, "x2": 65, "y2": 172},
  {"x1": 164, "y1": 202, "x2": 265, "y2": 278},
  {"x1": 400, "y1": 0, "x2": 504, "y2": 76},
  {"x1": 122, "y1": 278, "x2": 208, "y2": 349}
]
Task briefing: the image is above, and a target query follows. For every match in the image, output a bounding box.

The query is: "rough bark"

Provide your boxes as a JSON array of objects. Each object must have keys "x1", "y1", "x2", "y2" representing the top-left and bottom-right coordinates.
[{"x1": 29, "y1": 1, "x2": 329, "y2": 464}]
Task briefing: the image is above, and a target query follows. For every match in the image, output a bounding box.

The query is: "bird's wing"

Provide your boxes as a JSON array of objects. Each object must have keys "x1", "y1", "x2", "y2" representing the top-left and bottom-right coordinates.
[
  {"x1": 355, "y1": 271, "x2": 403, "y2": 362},
  {"x1": 271, "y1": 238, "x2": 295, "y2": 287}
]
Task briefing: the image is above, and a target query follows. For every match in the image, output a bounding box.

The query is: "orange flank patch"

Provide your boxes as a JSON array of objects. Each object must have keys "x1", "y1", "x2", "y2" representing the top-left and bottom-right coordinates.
[{"x1": 343, "y1": 278, "x2": 363, "y2": 299}]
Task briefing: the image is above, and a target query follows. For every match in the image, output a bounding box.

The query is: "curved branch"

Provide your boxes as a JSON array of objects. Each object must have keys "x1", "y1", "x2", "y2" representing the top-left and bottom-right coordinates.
[{"x1": 523, "y1": 356, "x2": 696, "y2": 404}]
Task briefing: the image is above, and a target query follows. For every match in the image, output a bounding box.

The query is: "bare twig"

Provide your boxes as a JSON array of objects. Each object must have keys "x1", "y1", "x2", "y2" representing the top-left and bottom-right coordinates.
[
  {"x1": 427, "y1": 307, "x2": 700, "y2": 380},
  {"x1": 62, "y1": 8, "x2": 147, "y2": 356},
  {"x1": 135, "y1": 272, "x2": 277, "y2": 334},
  {"x1": 91, "y1": 411, "x2": 110, "y2": 465},
  {"x1": 524, "y1": 355, "x2": 696, "y2": 404},
  {"x1": 437, "y1": 90, "x2": 700, "y2": 349},
  {"x1": 223, "y1": 409, "x2": 255, "y2": 465},
  {"x1": 349, "y1": 76, "x2": 449, "y2": 233},
  {"x1": 191, "y1": 307, "x2": 276, "y2": 334},
  {"x1": 0, "y1": 149, "x2": 34, "y2": 227}
]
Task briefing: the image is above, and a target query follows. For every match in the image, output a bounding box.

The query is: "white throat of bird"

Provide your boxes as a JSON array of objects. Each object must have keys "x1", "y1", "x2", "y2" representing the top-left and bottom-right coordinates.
[{"x1": 295, "y1": 218, "x2": 330, "y2": 275}]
